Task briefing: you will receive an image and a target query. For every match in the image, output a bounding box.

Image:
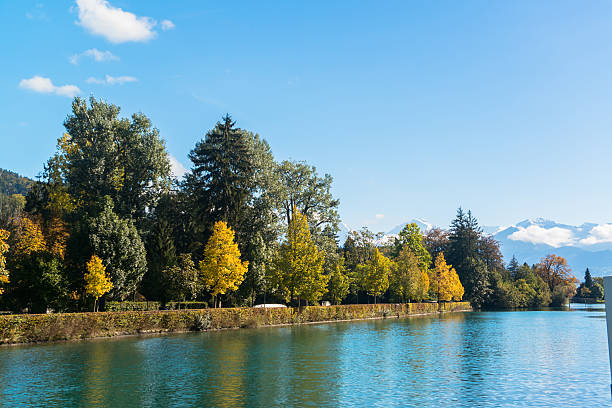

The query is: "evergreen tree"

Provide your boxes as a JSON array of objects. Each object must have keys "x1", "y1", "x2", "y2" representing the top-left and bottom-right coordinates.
[
  {"x1": 584, "y1": 268, "x2": 593, "y2": 288},
  {"x1": 447, "y1": 208, "x2": 490, "y2": 305},
  {"x1": 507, "y1": 255, "x2": 520, "y2": 279},
  {"x1": 186, "y1": 115, "x2": 254, "y2": 231}
]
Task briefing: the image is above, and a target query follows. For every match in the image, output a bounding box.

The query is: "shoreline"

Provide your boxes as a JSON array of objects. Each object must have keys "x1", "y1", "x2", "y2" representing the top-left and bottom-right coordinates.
[{"x1": 0, "y1": 302, "x2": 472, "y2": 346}]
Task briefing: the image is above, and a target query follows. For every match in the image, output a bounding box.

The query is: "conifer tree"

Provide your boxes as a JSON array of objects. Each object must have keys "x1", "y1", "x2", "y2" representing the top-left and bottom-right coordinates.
[
  {"x1": 186, "y1": 115, "x2": 254, "y2": 231},
  {"x1": 584, "y1": 268, "x2": 593, "y2": 288},
  {"x1": 84, "y1": 255, "x2": 113, "y2": 312},
  {"x1": 271, "y1": 208, "x2": 327, "y2": 305},
  {"x1": 199, "y1": 221, "x2": 248, "y2": 307},
  {"x1": 507, "y1": 255, "x2": 520, "y2": 279}
]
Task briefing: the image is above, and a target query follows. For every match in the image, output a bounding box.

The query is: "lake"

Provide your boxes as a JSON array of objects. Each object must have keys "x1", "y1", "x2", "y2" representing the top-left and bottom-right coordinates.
[{"x1": 0, "y1": 306, "x2": 609, "y2": 407}]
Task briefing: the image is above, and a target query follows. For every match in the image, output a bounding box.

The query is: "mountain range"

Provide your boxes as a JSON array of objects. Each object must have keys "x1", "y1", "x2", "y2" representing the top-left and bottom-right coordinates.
[{"x1": 339, "y1": 218, "x2": 612, "y2": 277}]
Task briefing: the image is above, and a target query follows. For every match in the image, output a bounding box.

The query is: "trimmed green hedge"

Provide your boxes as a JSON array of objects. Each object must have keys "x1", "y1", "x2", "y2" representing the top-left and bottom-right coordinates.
[
  {"x1": 105, "y1": 301, "x2": 161, "y2": 312},
  {"x1": 0, "y1": 302, "x2": 471, "y2": 345},
  {"x1": 164, "y1": 301, "x2": 209, "y2": 310}
]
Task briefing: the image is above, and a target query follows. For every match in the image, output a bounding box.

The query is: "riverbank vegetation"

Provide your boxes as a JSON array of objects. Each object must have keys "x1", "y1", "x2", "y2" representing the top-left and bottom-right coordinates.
[
  {"x1": 0, "y1": 302, "x2": 472, "y2": 345},
  {"x1": 0, "y1": 97, "x2": 581, "y2": 313}
]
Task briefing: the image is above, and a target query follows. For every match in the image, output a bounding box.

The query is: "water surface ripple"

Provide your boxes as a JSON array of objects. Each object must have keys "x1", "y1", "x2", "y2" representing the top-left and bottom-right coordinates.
[{"x1": 0, "y1": 307, "x2": 609, "y2": 407}]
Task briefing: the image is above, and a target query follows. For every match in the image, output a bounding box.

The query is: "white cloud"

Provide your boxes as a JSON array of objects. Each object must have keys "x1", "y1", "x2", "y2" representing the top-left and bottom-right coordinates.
[
  {"x1": 161, "y1": 19, "x2": 175, "y2": 31},
  {"x1": 580, "y1": 224, "x2": 612, "y2": 245},
  {"x1": 70, "y1": 48, "x2": 119, "y2": 64},
  {"x1": 508, "y1": 225, "x2": 575, "y2": 248},
  {"x1": 26, "y1": 3, "x2": 49, "y2": 21},
  {"x1": 169, "y1": 155, "x2": 188, "y2": 179},
  {"x1": 86, "y1": 74, "x2": 138, "y2": 85},
  {"x1": 75, "y1": 0, "x2": 157, "y2": 43},
  {"x1": 375, "y1": 214, "x2": 385, "y2": 219},
  {"x1": 19, "y1": 76, "x2": 80, "y2": 97}
]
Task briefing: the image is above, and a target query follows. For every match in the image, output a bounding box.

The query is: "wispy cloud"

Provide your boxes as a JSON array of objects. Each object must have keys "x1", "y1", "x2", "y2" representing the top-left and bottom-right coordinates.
[
  {"x1": 580, "y1": 224, "x2": 612, "y2": 245},
  {"x1": 375, "y1": 214, "x2": 385, "y2": 219},
  {"x1": 26, "y1": 3, "x2": 49, "y2": 21},
  {"x1": 86, "y1": 74, "x2": 138, "y2": 85},
  {"x1": 75, "y1": 0, "x2": 159, "y2": 43},
  {"x1": 19, "y1": 76, "x2": 80, "y2": 97},
  {"x1": 161, "y1": 19, "x2": 175, "y2": 31},
  {"x1": 169, "y1": 155, "x2": 188, "y2": 179},
  {"x1": 508, "y1": 225, "x2": 575, "y2": 248},
  {"x1": 70, "y1": 48, "x2": 119, "y2": 64}
]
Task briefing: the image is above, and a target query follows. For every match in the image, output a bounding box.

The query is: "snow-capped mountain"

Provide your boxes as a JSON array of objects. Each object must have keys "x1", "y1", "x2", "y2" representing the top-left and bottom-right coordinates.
[
  {"x1": 338, "y1": 217, "x2": 612, "y2": 277},
  {"x1": 488, "y1": 218, "x2": 612, "y2": 277}
]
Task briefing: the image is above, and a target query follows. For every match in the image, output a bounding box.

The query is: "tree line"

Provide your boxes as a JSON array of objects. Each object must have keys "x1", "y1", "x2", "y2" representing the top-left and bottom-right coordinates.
[{"x1": 0, "y1": 97, "x2": 580, "y2": 312}]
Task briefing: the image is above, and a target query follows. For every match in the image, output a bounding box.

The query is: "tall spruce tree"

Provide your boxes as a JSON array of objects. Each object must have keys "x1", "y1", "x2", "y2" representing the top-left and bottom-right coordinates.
[
  {"x1": 447, "y1": 208, "x2": 491, "y2": 306},
  {"x1": 507, "y1": 256, "x2": 520, "y2": 279},
  {"x1": 584, "y1": 268, "x2": 593, "y2": 288},
  {"x1": 185, "y1": 115, "x2": 254, "y2": 231}
]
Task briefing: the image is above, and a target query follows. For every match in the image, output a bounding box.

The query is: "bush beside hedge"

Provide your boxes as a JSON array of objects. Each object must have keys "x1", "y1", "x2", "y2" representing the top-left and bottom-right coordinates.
[{"x1": 0, "y1": 302, "x2": 471, "y2": 345}]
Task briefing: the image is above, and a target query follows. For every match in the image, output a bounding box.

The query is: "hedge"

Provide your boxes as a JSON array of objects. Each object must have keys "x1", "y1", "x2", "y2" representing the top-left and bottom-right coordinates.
[{"x1": 0, "y1": 302, "x2": 471, "y2": 345}]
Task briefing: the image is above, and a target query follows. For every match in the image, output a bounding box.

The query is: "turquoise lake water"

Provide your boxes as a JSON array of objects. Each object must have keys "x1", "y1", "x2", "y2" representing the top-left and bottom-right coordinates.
[{"x1": 0, "y1": 306, "x2": 610, "y2": 407}]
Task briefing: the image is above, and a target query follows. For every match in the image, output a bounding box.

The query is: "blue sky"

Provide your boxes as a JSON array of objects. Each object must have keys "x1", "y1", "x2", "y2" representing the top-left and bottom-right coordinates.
[{"x1": 2, "y1": 0, "x2": 612, "y2": 232}]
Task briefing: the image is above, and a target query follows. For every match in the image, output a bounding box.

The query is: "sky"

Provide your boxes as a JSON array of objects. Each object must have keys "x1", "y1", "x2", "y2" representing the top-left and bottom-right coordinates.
[{"x1": 2, "y1": 0, "x2": 612, "y2": 233}]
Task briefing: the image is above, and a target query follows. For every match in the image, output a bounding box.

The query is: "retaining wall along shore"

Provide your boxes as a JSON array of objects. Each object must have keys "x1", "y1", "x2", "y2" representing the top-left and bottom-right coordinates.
[{"x1": 0, "y1": 302, "x2": 471, "y2": 345}]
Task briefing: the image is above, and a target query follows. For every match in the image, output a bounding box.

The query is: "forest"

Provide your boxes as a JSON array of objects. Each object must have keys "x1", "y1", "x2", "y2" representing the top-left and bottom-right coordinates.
[{"x1": 0, "y1": 97, "x2": 581, "y2": 313}]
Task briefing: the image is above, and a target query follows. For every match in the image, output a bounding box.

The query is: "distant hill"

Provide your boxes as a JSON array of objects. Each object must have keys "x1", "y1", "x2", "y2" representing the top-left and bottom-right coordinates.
[{"x1": 0, "y1": 168, "x2": 34, "y2": 196}]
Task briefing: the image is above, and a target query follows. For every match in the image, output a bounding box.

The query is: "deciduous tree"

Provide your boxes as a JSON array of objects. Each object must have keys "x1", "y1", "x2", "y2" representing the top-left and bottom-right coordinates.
[
  {"x1": 356, "y1": 248, "x2": 391, "y2": 304},
  {"x1": 270, "y1": 208, "x2": 327, "y2": 305},
  {"x1": 84, "y1": 255, "x2": 113, "y2": 311},
  {"x1": 0, "y1": 229, "x2": 9, "y2": 294},
  {"x1": 199, "y1": 221, "x2": 248, "y2": 307}
]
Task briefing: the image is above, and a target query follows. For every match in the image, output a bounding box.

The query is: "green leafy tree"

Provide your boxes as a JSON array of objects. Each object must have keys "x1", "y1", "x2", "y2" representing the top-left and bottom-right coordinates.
[
  {"x1": 326, "y1": 258, "x2": 350, "y2": 305},
  {"x1": 356, "y1": 248, "x2": 391, "y2": 304},
  {"x1": 142, "y1": 218, "x2": 177, "y2": 300},
  {"x1": 392, "y1": 223, "x2": 431, "y2": 269},
  {"x1": 78, "y1": 198, "x2": 147, "y2": 300},
  {"x1": 591, "y1": 282, "x2": 604, "y2": 300},
  {"x1": 62, "y1": 97, "x2": 171, "y2": 225},
  {"x1": 391, "y1": 245, "x2": 429, "y2": 302},
  {"x1": 270, "y1": 208, "x2": 327, "y2": 305},
  {"x1": 277, "y1": 160, "x2": 340, "y2": 240},
  {"x1": 162, "y1": 253, "x2": 200, "y2": 302}
]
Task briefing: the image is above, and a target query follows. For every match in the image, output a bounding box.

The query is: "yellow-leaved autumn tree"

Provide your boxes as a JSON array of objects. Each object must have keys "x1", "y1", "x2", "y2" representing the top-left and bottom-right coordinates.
[
  {"x1": 0, "y1": 229, "x2": 10, "y2": 294},
  {"x1": 430, "y1": 253, "x2": 464, "y2": 301},
  {"x1": 84, "y1": 255, "x2": 113, "y2": 311},
  {"x1": 13, "y1": 217, "x2": 46, "y2": 257},
  {"x1": 391, "y1": 245, "x2": 429, "y2": 302},
  {"x1": 199, "y1": 221, "x2": 248, "y2": 308},
  {"x1": 271, "y1": 208, "x2": 328, "y2": 305},
  {"x1": 357, "y1": 248, "x2": 392, "y2": 304}
]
